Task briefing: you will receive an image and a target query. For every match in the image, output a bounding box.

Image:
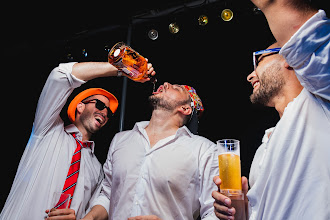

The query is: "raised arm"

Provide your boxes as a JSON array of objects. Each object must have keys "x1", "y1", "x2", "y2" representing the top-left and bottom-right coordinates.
[
  {"x1": 33, "y1": 62, "x2": 118, "y2": 136},
  {"x1": 34, "y1": 61, "x2": 155, "y2": 136},
  {"x1": 251, "y1": 0, "x2": 318, "y2": 46},
  {"x1": 71, "y1": 62, "x2": 118, "y2": 81},
  {"x1": 72, "y1": 60, "x2": 155, "y2": 82}
]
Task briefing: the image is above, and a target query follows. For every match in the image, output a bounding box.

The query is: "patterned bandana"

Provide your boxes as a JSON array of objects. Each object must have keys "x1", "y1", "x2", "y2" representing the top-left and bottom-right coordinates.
[{"x1": 182, "y1": 85, "x2": 205, "y2": 114}]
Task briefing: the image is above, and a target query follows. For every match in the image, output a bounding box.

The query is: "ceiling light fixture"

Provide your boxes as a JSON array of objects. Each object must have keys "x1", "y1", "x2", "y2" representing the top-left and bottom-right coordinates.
[
  {"x1": 198, "y1": 15, "x2": 208, "y2": 26},
  {"x1": 148, "y1": 29, "x2": 159, "y2": 40},
  {"x1": 169, "y1": 22, "x2": 180, "y2": 34},
  {"x1": 221, "y1": 9, "x2": 233, "y2": 21}
]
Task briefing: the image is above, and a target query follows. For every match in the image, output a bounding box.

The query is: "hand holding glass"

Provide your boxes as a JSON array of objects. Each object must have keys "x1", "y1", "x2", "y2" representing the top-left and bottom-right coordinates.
[{"x1": 217, "y1": 139, "x2": 246, "y2": 220}]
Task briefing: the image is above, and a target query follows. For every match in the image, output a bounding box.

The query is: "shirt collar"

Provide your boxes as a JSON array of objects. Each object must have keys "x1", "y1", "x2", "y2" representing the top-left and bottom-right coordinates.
[
  {"x1": 134, "y1": 121, "x2": 193, "y2": 139},
  {"x1": 262, "y1": 127, "x2": 275, "y2": 144},
  {"x1": 64, "y1": 124, "x2": 95, "y2": 153}
]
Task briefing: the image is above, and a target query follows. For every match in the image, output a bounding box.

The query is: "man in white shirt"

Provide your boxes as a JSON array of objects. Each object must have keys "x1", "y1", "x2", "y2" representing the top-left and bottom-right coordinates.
[
  {"x1": 0, "y1": 62, "x2": 155, "y2": 220},
  {"x1": 212, "y1": 0, "x2": 330, "y2": 218},
  {"x1": 82, "y1": 83, "x2": 219, "y2": 220},
  {"x1": 248, "y1": 127, "x2": 274, "y2": 189}
]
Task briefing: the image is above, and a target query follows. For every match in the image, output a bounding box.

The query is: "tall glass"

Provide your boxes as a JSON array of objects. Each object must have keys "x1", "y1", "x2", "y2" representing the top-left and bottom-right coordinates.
[
  {"x1": 217, "y1": 139, "x2": 247, "y2": 220},
  {"x1": 108, "y1": 42, "x2": 148, "y2": 81}
]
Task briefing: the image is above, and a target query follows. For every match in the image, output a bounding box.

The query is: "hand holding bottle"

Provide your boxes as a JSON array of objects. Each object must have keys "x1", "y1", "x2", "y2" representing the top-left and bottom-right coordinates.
[{"x1": 108, "y1": 42, "x2": 156, "y2": 82}]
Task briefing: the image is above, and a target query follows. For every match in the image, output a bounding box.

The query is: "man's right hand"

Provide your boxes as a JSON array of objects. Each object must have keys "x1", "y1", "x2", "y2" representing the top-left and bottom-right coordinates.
[
  {"x1": 212, "y1": 176, "x2": 249, "y2": 219},
  {"x1": 212, "y1": 176, "x2": 235, "y2": 219}
]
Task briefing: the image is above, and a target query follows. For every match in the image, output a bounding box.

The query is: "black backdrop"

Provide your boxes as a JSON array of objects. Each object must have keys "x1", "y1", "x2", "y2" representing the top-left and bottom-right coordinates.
[{"x1": 2, "y1": 0, "x2": 328, "y2": 212}]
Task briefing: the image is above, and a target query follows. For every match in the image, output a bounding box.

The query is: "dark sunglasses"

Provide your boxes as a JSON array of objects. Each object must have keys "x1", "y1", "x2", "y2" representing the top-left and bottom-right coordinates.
[{"x1": 82, "y1": 99, "x2": 113, "y2": 118}]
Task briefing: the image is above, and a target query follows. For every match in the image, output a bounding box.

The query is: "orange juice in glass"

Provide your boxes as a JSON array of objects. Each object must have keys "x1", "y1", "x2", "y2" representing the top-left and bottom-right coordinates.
[
  {"x1": 217, "y1": 139, "x2": 246, "y2": 219},
  {"x1": 217, "y1": 139, "x2": 242, "y2": 195}
]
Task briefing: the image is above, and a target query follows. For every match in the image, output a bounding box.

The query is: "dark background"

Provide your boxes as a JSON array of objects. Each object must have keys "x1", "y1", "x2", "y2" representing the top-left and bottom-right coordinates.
[{"x1": 1, "y1": 0, "x2": 328, "y2": 211}]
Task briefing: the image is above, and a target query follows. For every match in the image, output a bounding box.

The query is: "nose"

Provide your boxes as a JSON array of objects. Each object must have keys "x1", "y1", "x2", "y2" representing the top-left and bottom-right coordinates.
[
  {"x1": 164, "y1": 82, "x2": 171, "y2": 89},
  {"x1": 247, "y1": 71, "x2": 257, "y2": 83},
  {"x1": 99, "y1": 108, "x2": 108, "y2": 118}
]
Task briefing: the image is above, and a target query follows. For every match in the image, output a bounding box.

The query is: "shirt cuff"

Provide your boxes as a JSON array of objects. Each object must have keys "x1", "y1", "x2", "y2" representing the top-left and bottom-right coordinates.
[
  {"x1": 202, "y1": 212, "x2": 218, "y2": 220},
  {"x1": 58, "y1": 62, "x2": 86, "y2": 88},
  {"x1": 280, "y1": 10, "x2": 326, "y2": 68}
]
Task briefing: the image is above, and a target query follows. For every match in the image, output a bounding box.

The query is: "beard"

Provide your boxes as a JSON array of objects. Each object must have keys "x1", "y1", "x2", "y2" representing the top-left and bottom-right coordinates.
[
  {"x1": 250, "y1": 62, "x2": 285, "y2": 106},
  {"x1": 148, "y1": 95, "x2": 190, "y2": 112},
  {"x1": 148, "y1": 95, "x2": 177, "y2": 111},
  {"x1": 79, "y1": 109, "x2": 101, "y2": 135}
]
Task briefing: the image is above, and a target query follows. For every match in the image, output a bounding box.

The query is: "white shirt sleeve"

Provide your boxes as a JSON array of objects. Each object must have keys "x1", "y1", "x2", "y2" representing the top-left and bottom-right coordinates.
[
  {"x1": 33, "y1": 62, "x2": 85, "y2": 136},
  {"x1": 280, "y1": 10, "x2": 330, "y2": 101}
]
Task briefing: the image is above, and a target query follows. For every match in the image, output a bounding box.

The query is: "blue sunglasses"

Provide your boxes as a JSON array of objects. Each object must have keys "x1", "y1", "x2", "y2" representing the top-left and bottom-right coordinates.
[{"x1": 253, "y1": 47, "x2": 281, "y2": 70}]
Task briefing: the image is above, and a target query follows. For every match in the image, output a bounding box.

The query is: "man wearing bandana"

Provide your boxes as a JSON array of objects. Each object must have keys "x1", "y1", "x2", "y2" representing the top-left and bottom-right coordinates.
[{"x1": 83, "y1": 82, "x2": 219, "y2": 220}]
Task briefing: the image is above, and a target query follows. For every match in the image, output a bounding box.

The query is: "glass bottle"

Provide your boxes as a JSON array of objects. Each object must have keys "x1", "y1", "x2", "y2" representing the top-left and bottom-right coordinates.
[{"x1": 108, "y1": 42, "x2": 148, "y2": 81}]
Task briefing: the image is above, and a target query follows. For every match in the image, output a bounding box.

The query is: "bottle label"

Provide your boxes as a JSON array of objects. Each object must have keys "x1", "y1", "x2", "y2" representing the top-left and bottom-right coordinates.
[{"x1": 121, "y1": 68, "x2": 133, "y2": 77}]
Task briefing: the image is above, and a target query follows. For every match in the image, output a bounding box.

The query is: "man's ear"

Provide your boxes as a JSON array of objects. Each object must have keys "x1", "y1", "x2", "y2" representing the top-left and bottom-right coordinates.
[
  {"x1": 76, "y1": 102, "x2": 85, "y2": 115},
  {"x1": 178, "y1": 105, "x2": 192, "y2": 116}
]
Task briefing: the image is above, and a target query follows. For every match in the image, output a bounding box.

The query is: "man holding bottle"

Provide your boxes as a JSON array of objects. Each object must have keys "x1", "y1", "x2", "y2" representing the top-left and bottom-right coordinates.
[{"x1": 0, "y1": 61, "x2": 155, "y2": 220}]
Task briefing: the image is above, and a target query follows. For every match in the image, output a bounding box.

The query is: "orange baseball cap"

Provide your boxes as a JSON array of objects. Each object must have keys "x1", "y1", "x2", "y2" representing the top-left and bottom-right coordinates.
[{"x1": 67, "y1": 88, "x2": 119, "y2": 122}]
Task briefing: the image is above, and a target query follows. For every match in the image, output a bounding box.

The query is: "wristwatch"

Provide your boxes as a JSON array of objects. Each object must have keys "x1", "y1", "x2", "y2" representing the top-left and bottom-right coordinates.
[{"x1": 117, "y1": 70, "x2": 123, "y2": 77}]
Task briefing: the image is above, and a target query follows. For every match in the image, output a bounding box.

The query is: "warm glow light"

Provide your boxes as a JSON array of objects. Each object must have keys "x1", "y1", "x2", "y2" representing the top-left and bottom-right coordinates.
[
  {"x1": 169, "y1": 22, "x2": 180, "y2": 34},
  {"x1": 198, "y1": 15, "x2": 208, "y2": 26},
  {"x1": 221, "y1": 9, "x2": 233, "y2": 21}
]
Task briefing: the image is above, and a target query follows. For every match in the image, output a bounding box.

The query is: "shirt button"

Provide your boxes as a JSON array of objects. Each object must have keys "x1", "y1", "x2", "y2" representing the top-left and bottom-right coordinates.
[{"x1": 135, "y1": 201, "x2": 139, "y2": 205}]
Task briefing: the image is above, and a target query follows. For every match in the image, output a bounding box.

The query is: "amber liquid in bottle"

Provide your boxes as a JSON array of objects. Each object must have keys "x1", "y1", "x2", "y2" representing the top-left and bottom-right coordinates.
[{"x1": 108, "y1": 42, "x2": 148, "y2": 81}]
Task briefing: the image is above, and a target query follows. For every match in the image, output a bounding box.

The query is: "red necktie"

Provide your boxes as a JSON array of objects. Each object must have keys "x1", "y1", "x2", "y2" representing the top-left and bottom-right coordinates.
[{"x1": 54, "y1": 133, "x2": 91, "y2": 209}]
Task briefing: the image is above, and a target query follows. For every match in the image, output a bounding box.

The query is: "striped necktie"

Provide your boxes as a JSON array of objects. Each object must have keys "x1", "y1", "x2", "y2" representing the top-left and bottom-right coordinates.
[{"x1": 54, "y1": 133, "x2": 91, "y2": 209}]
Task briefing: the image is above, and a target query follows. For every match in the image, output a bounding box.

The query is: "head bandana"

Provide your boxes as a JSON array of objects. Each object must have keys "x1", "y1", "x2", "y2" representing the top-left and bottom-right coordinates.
[{"x1": 182, "y1": 85, "x2": 204, "y2": 114}]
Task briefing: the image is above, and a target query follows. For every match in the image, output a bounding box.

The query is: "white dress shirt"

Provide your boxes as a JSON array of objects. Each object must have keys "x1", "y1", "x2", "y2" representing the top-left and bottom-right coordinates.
[
  {"x1": 248, "y1": 127, "x2": 274, "y2": 188},
  {"x1": 0, "y1": 63, "x2": 104, "y2": 219},
  {"x1": 92, "y1": 121, "x2": 219, "y2": 220},
  {"x1": 247, "y1": 10, "x2": 330, "y2": 220}
]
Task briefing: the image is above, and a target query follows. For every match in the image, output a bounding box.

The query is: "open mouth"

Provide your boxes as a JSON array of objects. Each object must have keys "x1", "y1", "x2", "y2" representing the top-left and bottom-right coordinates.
[
  {"x1": 152, "y1": 85, "x2": 164, "y2": 95},
  {"x1": 94, "y1": 114, "x2": 105, "y2": 126},
  {"x1": 252, "y1": 80, "x2": 260, "y2": 91}
]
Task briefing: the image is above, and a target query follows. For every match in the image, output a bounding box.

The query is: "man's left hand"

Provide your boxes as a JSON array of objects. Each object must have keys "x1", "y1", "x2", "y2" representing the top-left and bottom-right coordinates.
[
  {"x1": 45, "y1": 208, "x2": 76, "y2": 220},
  {"x1": 134, "y1": 58, "x2": 156, "y2": 83}
]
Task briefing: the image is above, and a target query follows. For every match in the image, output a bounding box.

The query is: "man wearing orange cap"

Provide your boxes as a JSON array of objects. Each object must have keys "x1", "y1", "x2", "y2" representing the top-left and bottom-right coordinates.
[
  {"x1": 0, "y1": 61, "x2": 155, "y2": 220},
  {"x1": 83, "y1": 82, "x2": 218, "y2": 220}
]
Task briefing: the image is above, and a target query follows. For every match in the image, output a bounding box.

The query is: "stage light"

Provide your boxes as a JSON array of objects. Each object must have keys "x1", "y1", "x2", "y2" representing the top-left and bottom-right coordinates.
[
  {"x1": 169, "y1": 22, "x2": 179, "y2": 34},
  {"x1": 82, "y1": 49, "x2": 88, "y2": 57},
  {"x1": 198, "y1": 15, "x2": 208, "y2": 26},
  {"x1": 221, "y1": 9, "x2": 233, "y2": 21},
  {"x1": 66, "y1": 53, "x2": 74, "y2": 61},
  {"x1": 104, "y1": 45, "x2": 111, "y2": 52},
  {"x1": 148, "y1": 29, "x2": 159, "y2": 40}
]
